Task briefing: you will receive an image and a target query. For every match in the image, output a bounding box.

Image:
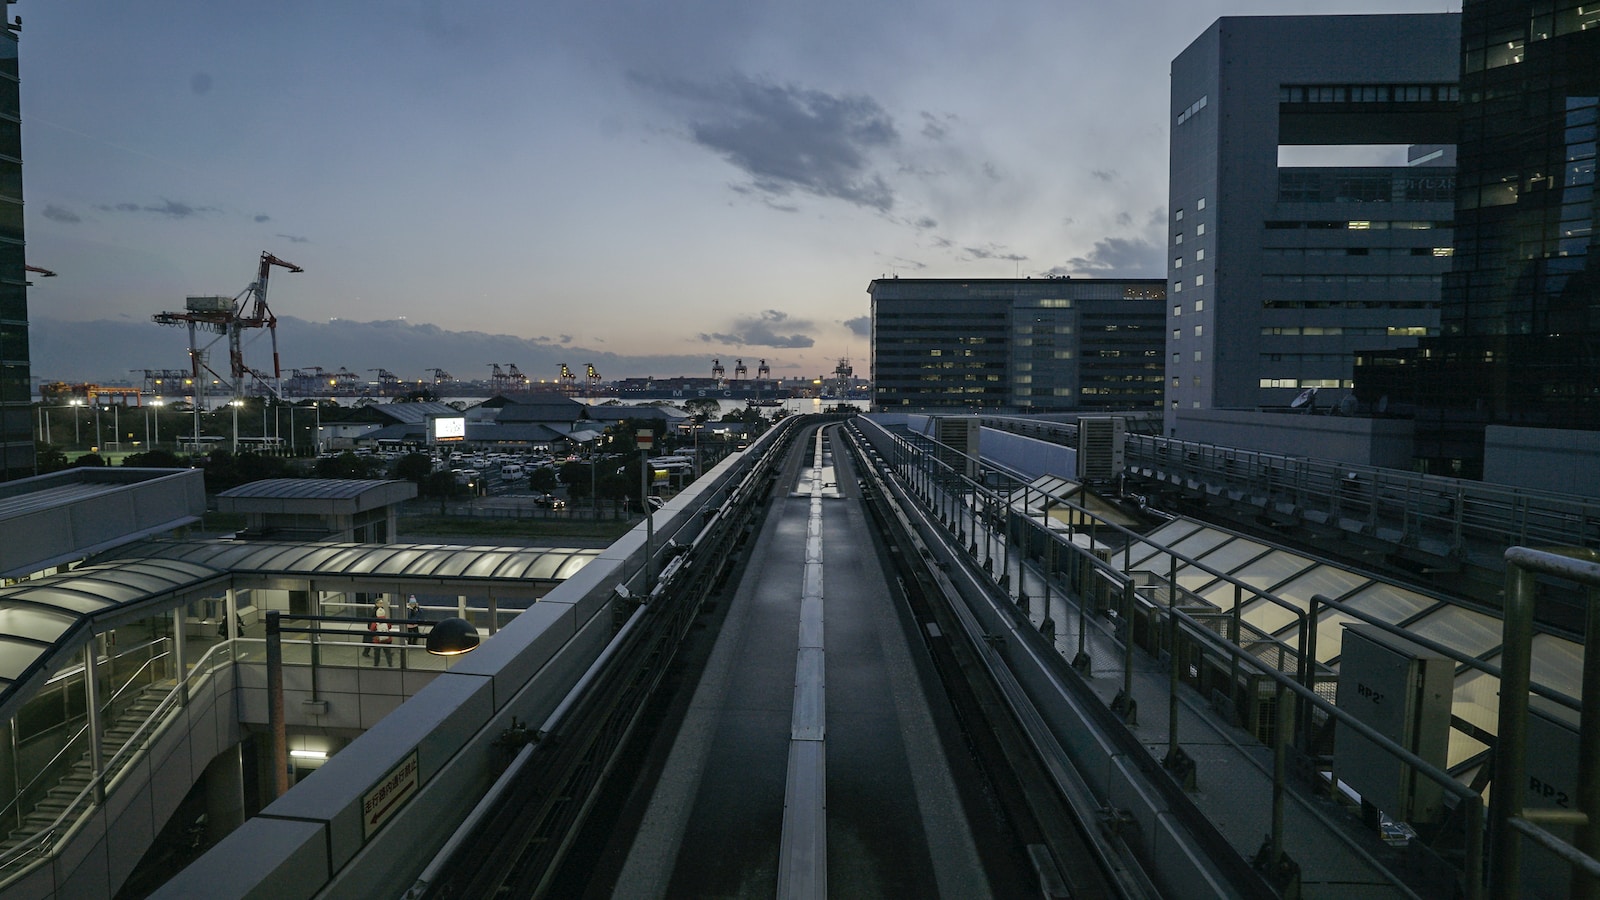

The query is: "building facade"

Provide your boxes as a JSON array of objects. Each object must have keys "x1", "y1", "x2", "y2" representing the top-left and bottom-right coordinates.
[
  {"x1": 1358, "y1": 0, "x2": 1600, "y2": 476},
  {"x1": 0, "y1": 7, "x2": 27, "y2": 481},
  {"x1": 868, "y1": 277, "x2": 1165, "y2": 411},
  {"x1": 1166, "y1": 15, "x2": 1460, "y2": 429}
]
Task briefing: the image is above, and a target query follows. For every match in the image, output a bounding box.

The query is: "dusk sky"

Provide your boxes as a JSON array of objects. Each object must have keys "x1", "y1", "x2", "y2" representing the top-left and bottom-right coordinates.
[{"x1": 22, "y1": 1, "x2": 1458, "y2": 384}]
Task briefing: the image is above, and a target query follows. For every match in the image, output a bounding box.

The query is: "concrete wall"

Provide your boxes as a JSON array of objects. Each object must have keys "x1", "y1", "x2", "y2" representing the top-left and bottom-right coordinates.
[
  {"x1": 1171, "y1": 409, "x2": 1415, "y2": 468},
  {"x1": 1483, "y1": 426, "x2": 1600, "y2": 499}
]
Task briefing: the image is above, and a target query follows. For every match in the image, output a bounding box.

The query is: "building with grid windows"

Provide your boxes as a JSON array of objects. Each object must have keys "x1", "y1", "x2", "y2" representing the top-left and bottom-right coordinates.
[
  {"x1": 1355, "y1": 0, "x2": 1600, "y2": 478},
  {"x1": 1166, "y1": 15, "x2": 1460, "y2": 432},
  {"x1": 868, "y1": 277, "x2": 1165, "y2": 412},
  {"x1": 0, "y1": 7, "x2": 29, "y2": 481}
]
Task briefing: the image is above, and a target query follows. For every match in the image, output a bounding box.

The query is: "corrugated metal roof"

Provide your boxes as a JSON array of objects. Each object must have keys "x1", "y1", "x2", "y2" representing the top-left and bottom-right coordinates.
[{"x1": 217, "y1": 478, "x2": 408, "y2": 501}]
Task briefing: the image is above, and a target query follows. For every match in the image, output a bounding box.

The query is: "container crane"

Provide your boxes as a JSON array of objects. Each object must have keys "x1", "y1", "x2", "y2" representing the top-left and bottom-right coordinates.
[
  {"x1": 369, "y1": 368, "x2": 401, "y2": 397},
  {"x1": 151, "y1": 250, "x2": 302, "y2": 408},
  {"x1": 757, "y1": 359, "x2": 771, "y2": 380},
  {"x1": 734, "y1": 358, "x2": 748, "y2": 380},
  {"x1": 585, "y1": 364, "x2": 602, "y2": 392},
  {"x1": 426, "y1": 368, "x2": 453, "y2": 385},
  {"x1": 711, "y1": 358, "x2": 725, "y2": 381}
]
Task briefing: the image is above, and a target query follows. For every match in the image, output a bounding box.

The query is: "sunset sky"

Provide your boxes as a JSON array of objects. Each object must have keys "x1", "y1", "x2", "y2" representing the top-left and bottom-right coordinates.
[{"x1": 20, "y1": 0, "x2": 1458, "y2": 383}]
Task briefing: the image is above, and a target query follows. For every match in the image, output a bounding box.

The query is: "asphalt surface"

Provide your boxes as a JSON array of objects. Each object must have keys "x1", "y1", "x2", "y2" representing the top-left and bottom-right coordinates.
[{"x1": 606, "y1": 424, "x2": 994, "y2": 898}]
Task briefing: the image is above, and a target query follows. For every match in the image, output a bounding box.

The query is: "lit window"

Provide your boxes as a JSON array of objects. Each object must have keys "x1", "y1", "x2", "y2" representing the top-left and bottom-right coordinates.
[
  {"x1": 1173, "y1": 305, "x2": 1182, "y2": 316},
  {"x1": 1433, "y1": 247, "x2": 1453, "y2": 257},
  {"x1": 1175, "y1": 233, "x2": 1184, "y2": 245},
  {"x1": 1176, "y1": 209, "x2": 1184, "y2": 221},
  {"x1": 1195, "y1": 300, "x2": 1204, "y2": 312},
  {"x1": 1195, "y1": 249, "x2": 1205, "y2": 261},
  {"x1": 1348, "y1": 220, "x2": 1372, "y2": 230},
  {"x1": 1193, "y1": 350, "x2": 1202, "y2": 361},
  {"x1": 1172, "y1": 329, "x2": 1181, "y2": 340},
  {"x1": 1193, "y1": 325, "x2": 1203, "y2": 337},
  {"x1": 1197, "y1": 198, "x2": 1206, "y2": 210},
  {"x1": 1174, "y1": 257, "x2": 1183, "y2": 268},
  {"x1": 1174, "y1": 281, "x2": 1183, "y2": 293},
  {"x1": 1196, "y1": 223, "x2": 1206, "y2": 236},
  {"x1": 1195, "y1": 274, "x2": 1204, "y2": 286}
]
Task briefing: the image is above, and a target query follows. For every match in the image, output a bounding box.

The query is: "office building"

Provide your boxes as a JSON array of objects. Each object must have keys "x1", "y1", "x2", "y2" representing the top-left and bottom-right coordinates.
[
  {"x1": 0, "y1": 7, "x2": 28, "y2": 481},
  {"x1": 868, "y1": 277, "x2": 1165, "y2": 411},
  {"x1": 1357, "y1": 0, "x2": 1600, "y2": 476},
  {"x1": 1166, "y1": 15, "x2": 1460, "y2": 430}
]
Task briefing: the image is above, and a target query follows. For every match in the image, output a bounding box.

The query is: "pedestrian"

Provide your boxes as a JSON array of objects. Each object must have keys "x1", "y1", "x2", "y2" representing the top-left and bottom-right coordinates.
[
  {"x1": 405, "y1": 596, "x2": 422, "y2": 647},
  {"x1": 370, "y1": 605, "x2": 395, "y2": 667}
]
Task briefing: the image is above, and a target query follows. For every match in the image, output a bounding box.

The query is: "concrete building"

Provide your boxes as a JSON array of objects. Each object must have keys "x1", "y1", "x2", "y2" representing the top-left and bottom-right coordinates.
[
  {"x1": 868, "y1": 277, "x2": 1166, "y2": 412},
  {"x1": 1, "y1": 6, "x2": 30, "y2": 481},
  {"x1": 1165, "y1": 14, "x2": 1460, "y2": 431}
]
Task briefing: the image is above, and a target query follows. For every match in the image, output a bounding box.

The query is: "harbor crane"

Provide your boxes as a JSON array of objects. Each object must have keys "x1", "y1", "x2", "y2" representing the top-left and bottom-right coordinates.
[
  {"x1": 711, "y1": 358, "x2": 725, "y2": 381},
  {"x1": 152, "y1": 250, "x2": 302, "y2": 409},
  {"x1": 369, "y1": 368, "x2": 401, "y2": 397},
  {"x1": 757, "y1": 359, "x2": 771, "y2": 380},
  {"x1": 734, "y1": 358, "x2": 748, "y2": 380},
  {"x1": 585, "y1": 364, "x2": 602, "y2": 392},
  {"x1": 425, "y1": 368, "x2": 453, "y2": 384}
]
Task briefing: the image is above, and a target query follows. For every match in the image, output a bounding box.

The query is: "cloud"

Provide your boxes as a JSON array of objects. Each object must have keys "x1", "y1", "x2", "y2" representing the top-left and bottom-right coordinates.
[
  {"x1": 919, "y1": 112, "x2": 953, "y2": 142},
  {"x1": 1091, "y1": 169, "x2": 1117, "y2": 183},
  {"x1": 698, "y1": 309, "x2": 815, "y2": 348},
  {"x1": 842, "y1": 316, "x2": 870, "y2": 337},
  {"x1": 275, "y1": 233, "x2": 311, "y2": 244},
  {"x1": 255, "y1": 214, "x2": 271, "y2": 223},
  {"x1": 1048, "y1": 236, "x2": 1163, "y2": 277},
  {"x1": 42, "y1": 205, "x2": 81, "y2": 224},
  {"x1": 963, "y1": 243, "x2": 1027, "y2": 262},
  {"x1": 913, "y1": 216, "x2": 937, "y2": 230},
  {"x1": 558, "y1": 334, "x2": 572, "y2": 344},
  {"x1": 634, "y1": 72, "x2": 899, "y2": 212},
  {"x1": 97, "y1": 199, "x2": 217, "y2": 219}
]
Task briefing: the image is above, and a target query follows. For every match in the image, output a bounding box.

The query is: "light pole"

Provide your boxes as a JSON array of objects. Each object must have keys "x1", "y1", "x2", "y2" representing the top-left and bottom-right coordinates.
[
  {"x1": 69, "y1": 399, "x2": 82, "y2": 448},
  {"x1": 231, "y1": 400, "x2": 243, "y2": 454},
  {"x1": 152, "y1": 399, "x2": 164, "y2": 449}
]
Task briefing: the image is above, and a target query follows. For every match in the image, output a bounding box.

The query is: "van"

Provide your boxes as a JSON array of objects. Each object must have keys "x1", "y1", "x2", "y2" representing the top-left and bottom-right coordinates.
[{"x1": 501, "y1": 464, "x2": 524, "y2": 480}]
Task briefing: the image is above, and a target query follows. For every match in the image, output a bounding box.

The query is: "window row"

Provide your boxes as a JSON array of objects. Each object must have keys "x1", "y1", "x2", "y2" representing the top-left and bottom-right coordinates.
[
  {"x1": 1261, "y1": 274, "x2": 1442, "y2": 284},
  {"x1": 1262, "y1": 299, "x2": 1438, "y2": 310},
  {"x1": 1261, "y1": 246, "x2": 1451, "y2": 257},
  {"x1": 1279, "y1": 84, "x2": 1457, "y2": 104},
  {"x1": 1265, "y1": 220, "x2": 1448, "y2": 231},
  {"x1": 1261, "y1": 325, "x2": 1432, "y2": 337},
  {"x1": 1176, "y1": 95, "x2": 1209, "y2": 126}
]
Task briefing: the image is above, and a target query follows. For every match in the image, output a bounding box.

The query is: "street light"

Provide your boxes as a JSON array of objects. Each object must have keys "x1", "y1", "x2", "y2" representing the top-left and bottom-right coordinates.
[
  {"x1": 231, "y1": 399, "x2": 244, "y2": 454},
  {"x1": 265, "y1": 611, "x2": 481, "y2": 799}
]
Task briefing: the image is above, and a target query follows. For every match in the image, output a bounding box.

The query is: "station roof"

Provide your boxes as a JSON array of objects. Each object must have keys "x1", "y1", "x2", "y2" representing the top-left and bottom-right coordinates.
[
  {"x1": 0, "y1": 539, "x2": 601, "y2": 723},
  {"x1": 1119, "y1": 516, "x2": 1583, "y2": 772},
  {"x1": 216, "y1": 478, "x2": 417, "y2": 515},
  {"x1": 0, "y1": 467, "x2": 206, "y2": 580},
  {"x1": 0, "y1": 558, "x2": 229, "y2": 722},
  {"x1": 115, "y1": 539, "x2": 602, "y2": 583}
]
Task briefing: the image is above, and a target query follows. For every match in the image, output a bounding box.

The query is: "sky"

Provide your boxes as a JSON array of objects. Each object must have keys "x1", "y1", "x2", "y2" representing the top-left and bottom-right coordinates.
[{"x1": 20, "y1": 0, "x2": 1459, "y2": 385}]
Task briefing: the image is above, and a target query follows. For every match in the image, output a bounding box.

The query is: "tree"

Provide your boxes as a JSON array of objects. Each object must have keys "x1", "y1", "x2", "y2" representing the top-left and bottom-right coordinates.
[
  {"x1": 392, "y1": 453, "x2": 434, "y2": 484},
  {"x1": 36, "y1": 444, "x2": 69, "y2": 474},
  {"x1": 122, "y1": 449, "x2": 185, "y2": 468},
  {"x1": 72, "y1": 453, "x2": 109, "y2": 468},
  {"x1": 682, "y1": 398, "x2": 720, "y2": 421},
  {"x1": 528, "y1": 467, "x2": 558, "y2": 492}
]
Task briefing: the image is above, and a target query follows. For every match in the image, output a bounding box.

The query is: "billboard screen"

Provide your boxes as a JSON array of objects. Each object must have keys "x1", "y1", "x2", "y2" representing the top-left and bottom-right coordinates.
[{"x1": 428, "y1": 415, "x2": 466, "y2": 443}]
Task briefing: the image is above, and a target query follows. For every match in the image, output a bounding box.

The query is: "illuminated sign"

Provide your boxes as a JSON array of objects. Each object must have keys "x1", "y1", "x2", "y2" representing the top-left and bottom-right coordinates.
[{"x1": 428, "y1": 416, "x2": 466, "y2": 443}]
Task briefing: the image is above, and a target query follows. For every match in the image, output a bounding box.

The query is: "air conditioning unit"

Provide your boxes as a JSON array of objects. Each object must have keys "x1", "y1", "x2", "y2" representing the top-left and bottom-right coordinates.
[
  {"x1": 1076, "y1": 416, "x2": 1126, "y2": 482},
  {"x1": 933, "y1": 417, "x2": 981, "y2": 481}
]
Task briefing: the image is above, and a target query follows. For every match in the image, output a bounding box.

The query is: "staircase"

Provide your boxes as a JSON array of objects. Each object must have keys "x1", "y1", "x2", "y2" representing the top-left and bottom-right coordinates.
[{"x1": 0, "y1": 680, "x2": 178, "y2": 862}]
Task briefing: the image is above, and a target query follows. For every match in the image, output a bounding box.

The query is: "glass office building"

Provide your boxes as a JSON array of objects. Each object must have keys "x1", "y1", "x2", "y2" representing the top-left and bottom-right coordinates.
[
  {"x1": 868, "y1": 277, "x2": 1166, "y2": 411},
  {"x1": 0, "y1": 9, "x2": 28, "y2": 481},
  {"x1": 1357, "y1": 1, "x2": 1600, "y2": 475}
]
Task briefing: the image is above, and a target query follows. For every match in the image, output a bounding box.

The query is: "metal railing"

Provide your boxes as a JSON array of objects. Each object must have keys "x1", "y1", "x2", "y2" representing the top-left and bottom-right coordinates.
[{"x1": 1491, "y1": 546, "x2": 1600, "y2": 900}]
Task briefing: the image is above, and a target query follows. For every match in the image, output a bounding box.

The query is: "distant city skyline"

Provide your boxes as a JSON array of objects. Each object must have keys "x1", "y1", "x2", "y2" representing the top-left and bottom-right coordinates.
[{"x1": 22, "y1": 1, "x2": 1460, "y2": 380}]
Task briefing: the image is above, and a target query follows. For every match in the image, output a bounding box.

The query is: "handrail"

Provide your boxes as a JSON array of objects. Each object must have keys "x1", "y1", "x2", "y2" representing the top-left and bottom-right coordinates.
[
  {"x1": 0, "y1": 641, "x2": 232, "y2": 877},
  {"x1": 1490, "y1": 546, "x2": 1600, "y2": 900}
]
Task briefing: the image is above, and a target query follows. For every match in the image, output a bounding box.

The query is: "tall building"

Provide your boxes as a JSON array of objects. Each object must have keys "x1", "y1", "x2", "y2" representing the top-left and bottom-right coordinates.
[
  {"x1": 1166, "y1": 15, "x2": 1460, "y2": 430},
  {"x1": 0, "y1": 5, "x2": 27, "y2": 481},
  {"x1": 868, "y1": 277, "x2": 1165, "y2": 411},
  {"x1": 1358, "y1": 0, "x2": 1600, "y2": 476}
]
